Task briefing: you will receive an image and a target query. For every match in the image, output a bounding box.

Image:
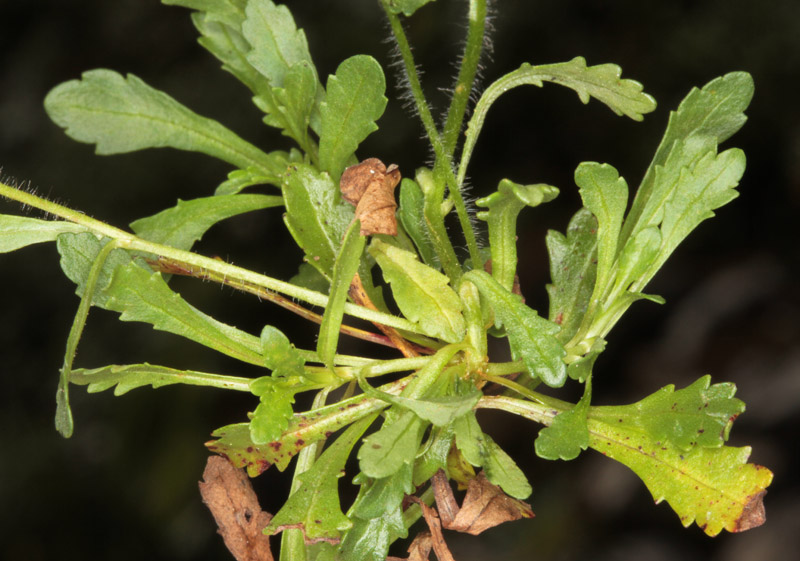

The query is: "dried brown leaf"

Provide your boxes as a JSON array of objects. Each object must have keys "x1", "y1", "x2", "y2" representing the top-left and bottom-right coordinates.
[
  {"x1": 199, "y1": 455, "x2": 274, "y2": 561},
  {"x1": 433, "y1": 470, "x2": 534, "y2": 535},
  {"x1": 733, "y1": 490, "x2": 767, "y2": 532},
  {"x1": 410, "y1": 497, "x2": 456, "y2": 561},
  {"x1": 340, "y1": 157, "x2": 400, "y2": 236},
  {"x1": 386, "y1": 531, "x2": 433, "y2": 561}
]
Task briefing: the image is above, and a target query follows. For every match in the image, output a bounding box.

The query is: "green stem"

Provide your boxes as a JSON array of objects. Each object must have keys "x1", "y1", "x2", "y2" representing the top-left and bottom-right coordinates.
[
  {"x1": 0, "y1": 180, "x2": 424, "y2": 335},
  {"x1": 382, "y1": 6, "x2": 482, "y2": 279}
]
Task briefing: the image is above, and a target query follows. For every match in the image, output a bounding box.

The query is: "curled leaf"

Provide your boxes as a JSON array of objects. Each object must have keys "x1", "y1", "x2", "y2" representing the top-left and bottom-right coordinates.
[{"x1": 340, "y1": 158, "x2": 401, "y2": 236}]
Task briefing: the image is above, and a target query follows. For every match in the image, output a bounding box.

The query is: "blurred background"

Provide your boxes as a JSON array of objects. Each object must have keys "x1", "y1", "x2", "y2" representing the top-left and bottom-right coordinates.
[{"x1": 1, "y1": 1, "x2": 798, "y2": 560}]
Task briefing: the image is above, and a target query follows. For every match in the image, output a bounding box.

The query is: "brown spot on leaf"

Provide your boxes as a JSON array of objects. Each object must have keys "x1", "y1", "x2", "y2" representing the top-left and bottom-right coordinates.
[
  {"x1": 339, "y1": 157, "x2": 400, "y2": 236},
  {"x1": 198, "y1": 456, "x2": 274, "y2": 561},
  {"x1": 733, "y1": 490, "x2": 767, "y2": 532}
]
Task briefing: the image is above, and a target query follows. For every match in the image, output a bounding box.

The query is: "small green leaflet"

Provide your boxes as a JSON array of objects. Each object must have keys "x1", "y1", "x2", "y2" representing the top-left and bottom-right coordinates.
[
  {"x1": 535, "y1": 376, "x2": 592, "y2": 461},
  {"x1": 588, "y1": 412, "x2": 772, "y2": 536},
  {"x1": 592, "y1": 375, "x2": 745, "y2": 452},
  {"x1": 623, "y1": 72, "x2": 753, "y2": 241},
  {"x1": 44, "y1": 69, "x2": 273, "y2": 174},
  {"x1": 282, "y1": 163, "x2": 354, "y2": 278},
  {"x1": 465, "y1": 269, "x2": 566, "y2": 387},
  {"x1": 0, "y1": 215, "x2": 87, "y2": 253},
  {"x1": 476, "y1": 179, "x2": 559, "y2": 292},
  {"x1": 130, "y1": 194, "x2": 282, "y2": 251},
  {"x1": 398, "y1": 178, "x2": 439, "y2": 268},
  {"x1": 319, "y1": 55, "x2": 388, "y2": 182},
  {"x1": 249, "y1": 377, "x2": 296, "y2": 445},
  {"x1": 317, "y1": 219, "x2": 365, "y2": 370},
  {"x1": 264, "y1": 415, "x2": 377, "y2": 543},
  {"x1": 545, "y1": 208, "x2": 598, "y2": 345},
  {"x1": 369, "y1": 239, "x2": 465, "y2": 343},
  {"x1": 358, "y1": 409, "x2": 426, "y2": 479},
  {"x1": 70, "y1": 363, "x2": 251, "y2": 395},
  {"x1": 383, "y1": 0, "x2": 438, "y2": 17},
  {"x1": 575, "y1": 162, "x2": 627, "y2": 298},
  {"x1": 261, "y1": 325, "x2": 305, "y2": 377}
]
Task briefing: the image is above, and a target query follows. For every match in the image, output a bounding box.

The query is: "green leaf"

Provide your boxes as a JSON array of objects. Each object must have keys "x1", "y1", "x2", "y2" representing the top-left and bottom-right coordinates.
[
  {"x1": 130, "y1": 194, "x2": 282, "y2": 251},
  {"x1": 57, "y1": 233, "x2": 265, "y2": 366},
  {"x1": 453, "y1": 412, "x2": 531, "y2": 499},
  {"x1": 290, "y1": 262, "x2": 330, "y2": 294},
  {"x1": 546, "y1": 208, "x2": 598, "y2": 345},
  {"x1": 476, "y1": 179, "x2": 559, "y2": 292},
  {"x1": 243, "y1": 0, "x2": 313, "y2": 88},
  {"x1": 282, "y1": 163, "x2": 354, "y2": 278},
  {"x1": 358, "y1": 409, "x2": 426, "y2": 479},
  {"x1": 249, "y1": 378, "x2": 296, "y2": 445},
  {"x1": 317, "y1": 220, "x2": 366, "y2": 369},
  {"x1": 214, "y1": 163, "x2": 289, "y2": 195},
  {"x1": 0, "y1": 215, "x2": 87, "y2": 253},
  {"x1": 535, "y1": 377, "x2": 592, "y2": 461},
  {"x1": 368, "y1": 391, "x2": 481, "y2": 427},
  {"x1": 337, "y1": 504, "x2": 407, "y2": 561},
  {"x1": 264, "y1": 415, "x2": 377, "y2": 543},
  {"x1": 319, "y1": 55, "x2": 387, "y2": 181},
  {"x1": 369, "y1": 239, "x2": 465, "y2": 343},
  {"x1": 351, "y1": 463, "x2": 414, "y2": 520},
  {"x1": 44, "y1": 69, "x2": 273, "y2": 173},
  {"x1": 575, "y1": 162, "x2": 628, "y2": 296},
  {"x1": 611, "y1": 226, "x2": 661, "y2": 296},
  {"x1": 259, "y1": 60, "x2": 320, "y2": 148},
  {"x1": 383, "y1": 0, "x2": 438, "y2": 17},
  {"x1": 260, "y1": 325, "x2": 306, "y2": 377},
  {"x1": 412, "y1": 426, "x2": 454, "y2": 486},
  {"x1": 593, "y1": 375, "x2": 746, "y2": 452},
  {"x1": 623, "y1": 72, "x2": 753, "y2": 241},
  {"x1": 70, "y1": 363, "x2": 251, "y2": 394},
  {"x1": 465, "y1": 269, "x2": 566, "y2": 387},
  {"x1": 397, "y1": 177, "x2": 439, "y2": 268},
  {"x1": 588, "y1": 404, "x2": 772, "y2": 536}
]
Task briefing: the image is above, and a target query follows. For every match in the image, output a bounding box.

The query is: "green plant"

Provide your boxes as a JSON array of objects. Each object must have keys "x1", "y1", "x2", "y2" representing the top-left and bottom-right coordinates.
[{"x1": 0, "y1": 0, "x2": 773, "y2": 559}]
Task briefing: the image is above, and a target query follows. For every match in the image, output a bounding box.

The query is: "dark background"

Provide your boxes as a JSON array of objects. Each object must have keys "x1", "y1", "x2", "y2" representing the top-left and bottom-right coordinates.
[{"x1": 1, "y1": 1, "x2": 798, "y2": 560}]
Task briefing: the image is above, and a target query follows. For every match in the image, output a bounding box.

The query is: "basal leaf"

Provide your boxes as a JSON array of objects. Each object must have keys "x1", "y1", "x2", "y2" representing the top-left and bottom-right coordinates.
[
  {"x1": 0, "y1": 215, "x2": 87, "y2": 253},
  {"x1": 44, "y1": 69, "x2": 273, "y2": 173},
  {"x1": 260, "y1": 325, "x2": 306, "y2": 377},
  {"x1": 623, "y1": 72, "x2": 753, "y2": 241},
  {"x1": 243, "y1": 0, "x2": 313, "y2": 88},
  {"x1": 588, "y1": 409, "x2": 772, "y2": 535},
  {"x1": 398, "y1": 177, "x2": 439, "y2": 268},
  {"x1": 545, "y1": 208, "x2": 598, "y2": 344},
  {"x1": 465, "y1": 269, "x2": 566, "y2": 387},
  {"x1": 369, "y1": 239, "x2": 465, "y2": 343},
  {"x1": 282, "y1": 163, "x2": 354, "y2": 278},
  {"x1": 249, "y1": 379, "x2": 296, "y2": 445},
  {"x1": 384, "y1": 0, "x2": 438, "y2": 17},
  {"x1": 535, "y1": 377, "x2": 591, "y2": 461},
  {"x1": 358, "y1": 409, "x2": 426, "y2": 479},
  {"x1": 317, "y1": 219, "x2": 365, "y2": 369},
  {"x1": 319, "y1": 55, "x2": 387, "y2": 181},
  {"x1": 593, "y1": 375, "x2": 746, "y2": 452},
  {"x1": 575, "y1": 162, "x2": 628, "y2": 295},
  {"x1": 130, "y1": 194, "x2": 282, "y2": 251},
  {"x1": 264, "y1": 415, "x2": 377, "y2": 543},
  {"x1": 476, "y1": 179, "x2": 559, "y2": 292},
  {"x1": 70, "y1": 363, "x2": 251, "y2": 395}
]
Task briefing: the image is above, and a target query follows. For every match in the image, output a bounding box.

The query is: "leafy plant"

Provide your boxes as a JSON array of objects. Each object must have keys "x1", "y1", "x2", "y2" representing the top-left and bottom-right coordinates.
[{"x1": 0, "y1": 0, "x2": 772, "y2": 559}]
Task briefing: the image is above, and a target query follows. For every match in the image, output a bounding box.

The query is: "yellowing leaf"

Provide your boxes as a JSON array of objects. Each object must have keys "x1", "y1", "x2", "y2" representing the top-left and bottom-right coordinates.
[{"x1": 588, "y1": 414, "x2": 772, "y2": 536}]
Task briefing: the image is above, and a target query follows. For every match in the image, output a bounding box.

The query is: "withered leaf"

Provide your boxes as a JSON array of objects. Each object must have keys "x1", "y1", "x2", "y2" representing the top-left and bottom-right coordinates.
[
  {"x1": 387, "y1": 531, "x2": 434, "y2": 561},
  {"x1": 733, "y1": 490, "x2": 767, "y2": 532},
  {"x1": 199, "y1": 455, "x2": 274, "y2": 561},
  {"x1": 433, "y1": 469, "x2": 534, "y2": 535},
  {"x1": 410, "y1": 497, "x2": 457, "y2": 561},
  {"x1": 340, "y1": 157, "x2": 401, "y2": 236}
]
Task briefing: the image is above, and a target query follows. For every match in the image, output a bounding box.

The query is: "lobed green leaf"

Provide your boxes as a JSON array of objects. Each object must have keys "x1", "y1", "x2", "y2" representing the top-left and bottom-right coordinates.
[
  {"x1": 44, "y1": 69, "x2": 273, "y2": 173},
  {"x1": 249, "y1": 379, "x2": 297, "y2": 445},
  {"x1": 465, "y1": 269, "x2": 566, "y2": 387},
  {"x1": 535, "y1": 377, "x2": 592, "y2": 461},
  {"x1": 70, "y1": 363, "x2": 251, "y2": 395},
  {"x1": 319, "y1": 55, "x2": 388, "y2": 181},
  {"x1": 260, "y1": 325, "x2": 306, "y2": 377}
]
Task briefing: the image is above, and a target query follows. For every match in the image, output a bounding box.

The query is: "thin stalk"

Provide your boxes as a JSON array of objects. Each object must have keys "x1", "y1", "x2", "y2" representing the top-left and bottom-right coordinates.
[
  {"x1": 382, "y1": 6, "x2": 482, "y2": 278},
  {"x1": 0, "y1": 180, "x2": 424, "y2": 335}
]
